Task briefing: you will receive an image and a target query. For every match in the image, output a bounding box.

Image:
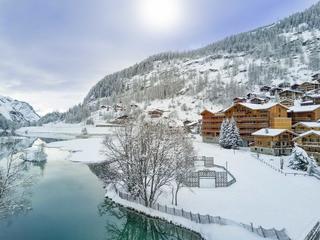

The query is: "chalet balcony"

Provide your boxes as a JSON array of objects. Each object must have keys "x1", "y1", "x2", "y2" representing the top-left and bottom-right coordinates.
[
  {"x1": 238, "y1": 123, "x2": 269, "y2": 128},
  {"x1": 271, "y1": 142, "x2": 294, "y2": 148},
  {"x1": 300, "y1": 141, "x2": 320, "y2": 146}
]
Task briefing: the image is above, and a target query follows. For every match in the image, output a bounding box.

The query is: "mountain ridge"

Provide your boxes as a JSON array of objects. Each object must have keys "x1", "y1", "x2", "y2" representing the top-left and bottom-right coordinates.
[{"x1": 0, "y1": 95, "x2": 40, "y2": 128}]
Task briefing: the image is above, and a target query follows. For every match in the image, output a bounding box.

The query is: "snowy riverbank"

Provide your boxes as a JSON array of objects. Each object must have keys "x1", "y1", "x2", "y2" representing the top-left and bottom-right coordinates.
[{"x1": 105, "y1": 188, "x2": 262, "y2": 240}]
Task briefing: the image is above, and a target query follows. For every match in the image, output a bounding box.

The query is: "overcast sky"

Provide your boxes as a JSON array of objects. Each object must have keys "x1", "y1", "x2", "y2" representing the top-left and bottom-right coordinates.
[{"x1": 0, "y1": 0, "x2": 318, "y2": 115}]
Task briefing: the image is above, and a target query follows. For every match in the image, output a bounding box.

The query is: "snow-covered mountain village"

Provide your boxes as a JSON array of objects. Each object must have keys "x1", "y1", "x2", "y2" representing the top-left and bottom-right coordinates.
[{"x1": 1, "y1": 1, "x2": 320, "y2": 240}]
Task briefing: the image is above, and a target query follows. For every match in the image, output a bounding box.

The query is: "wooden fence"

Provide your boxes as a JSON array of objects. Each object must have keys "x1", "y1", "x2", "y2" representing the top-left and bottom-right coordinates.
[
  {"x1": 254, "y1": 155, "x2": 320, "y2": 180},
  {"x1": 114, "y1": 189, "x2": 291, "y2": 240},
  {"x1": 305, "y1": 221, "x2": 320, "y2": 240}
]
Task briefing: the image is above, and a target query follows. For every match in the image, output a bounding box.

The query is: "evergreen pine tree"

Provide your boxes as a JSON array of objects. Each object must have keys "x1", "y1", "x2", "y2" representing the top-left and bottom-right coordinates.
[
  {"x1": 219, "y1": 118, "x2": 242, "y2": 149},
  {"x1": 219, "y1": 119, "x2": 229, "y2": 148},
  {"x1": 288, "y1": 145, "x2": 313, "y2": 171},
  {"x1": 229, "y1": 117, "x2": 242, "y2": 148}
]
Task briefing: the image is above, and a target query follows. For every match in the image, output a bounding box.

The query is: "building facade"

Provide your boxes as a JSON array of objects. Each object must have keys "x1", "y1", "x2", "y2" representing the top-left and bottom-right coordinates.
[
  {"x1": 279, "y1": 89, "x2": 303, "y2": 101},
  {"x1": 288, "y1": 105, "x2": 320, "y2": 125},
  {"x1": 298, "y1": 82, "x2": 320, "y2": 92},
  {"x1": 201, "y1": 103, "x2": 291, "y2": 145},
  {"x1": 292, "y1": 122, "x2": 320, "y2": 134},
  {"x1": 201, "y1": 110, "x2": 224, "y2": 143},
  {"x1": 294, "y1": 130, "x2": 320, "y2": 163},
  {"x1": 251, "y1": 129, "x2": 296, "y2": 156}
]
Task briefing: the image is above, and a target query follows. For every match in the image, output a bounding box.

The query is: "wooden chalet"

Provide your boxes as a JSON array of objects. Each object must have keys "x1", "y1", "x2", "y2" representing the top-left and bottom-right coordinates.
[
  {"x1": 312, "y1": 73, "x2": 320, "y2": 83},
  {"x1": 113, "y1": 104, "x2": 125, "y2": 112},
  {"x1": 233, "y1": 97, "x2": 247, "y2": 104},
  {"x1": 287, "y1": 105, "x2": 320, "y2": 125},
  {"x1": 251, "y1": 128, "x2": 296, "y2": 156},
  {"x1": 184, "y1": 121, "x2": 199, "y2": 134},
  {"x1": 148, "y1": 109, "x2": 164, "y2": 118},
  {"x1": 280, "y1": 99, "x2": 294, "y2": 107},
  {"x1": 292, "y1": 121, "x2": 320, "y2": 134},
  {"x1": 302, "y1": 94, "x2": 320, "y2": 105},
  {"x1": 278, "y1": 89, "x2": 303, "y2": 101},
  {"x1": 260, "y1": 86, "x2": 271, "y2": 92},
  {"x1": 110, "y1": 115, "x2": 131, "y2": 124},
  {"x1": 297, "y1": 82, "x2": 320, "y2": 92},
  {"x1": 250, "y1": 97, "x2": 269, "y2": 104},
  {"x1": 246, "y1": 93, "x2": 258, "y2": 99},
  {"x1": 201, "y1": 110, "x2": 225, "y2": 143},
  {"x1": 300, "y1": 100, "x2": 315, "y2": 106},
  {"x1": 278, "y1": 82, "x2": 291, "y2": 88},
  {"x1": 270, "y1": 87, "x2": 283, "y2": 96},
  {"x1": 293, "y1": 130, "x2": 320, "y2": 163},
  {"x1": 201, "y1": 103, "x2": 291, "y2": 145},
  {"x1": 291, "y1": 83, "x2": 300, "y2": 90}
]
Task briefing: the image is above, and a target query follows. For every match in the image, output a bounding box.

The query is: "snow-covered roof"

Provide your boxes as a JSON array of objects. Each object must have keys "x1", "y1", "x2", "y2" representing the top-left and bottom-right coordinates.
[
  {"x1": 300, "y1": 81, "x2": 320, "y2": 86},
  {"x1": 279, "y1": 89, "x2": 304, "y2": 94},
  {"x1": 252, "y1": 128, "x2": 293, "y2": 137},
  {"x1": 200, "y1": 109, "x2": 215, "y2": 115},
  {"x1": 304, "y1": 93, "x2": 320, "y2": 98},
  {"x1": 293, "y1": 130, "x2": 320, "y2": 140},
  {"x1": 225, "y1": 102, "x2": 286, "y2": 112},
  {"x1": 301, "y1": 100, "x2": 313, "y2": 104},
  {"x1": 288, "y1": 104, "x2": 320, "y2": 113},
  {"x1": 293, "y1": 121, "x2": 320, "y2": 128},
  {"x1": 201, "y1": 107, "x2": 225, "y2": 115},
  {"x1": 250, "y1": 97, "x2": 268, "y2": 101}
]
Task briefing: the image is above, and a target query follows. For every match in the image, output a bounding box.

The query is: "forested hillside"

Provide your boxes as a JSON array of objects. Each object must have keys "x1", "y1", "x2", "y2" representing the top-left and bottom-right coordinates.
[{"x1": 65, "y1": 1, "x2": 320, "y2": 123}]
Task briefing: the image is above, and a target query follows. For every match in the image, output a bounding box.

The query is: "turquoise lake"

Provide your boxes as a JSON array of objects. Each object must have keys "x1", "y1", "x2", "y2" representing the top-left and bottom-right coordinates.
[{"x1": 0, "y1": 144, "x2": 201, "y2": 240}]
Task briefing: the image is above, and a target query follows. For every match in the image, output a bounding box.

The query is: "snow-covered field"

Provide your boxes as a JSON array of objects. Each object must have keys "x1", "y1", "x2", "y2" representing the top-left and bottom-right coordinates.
[{"x1": 155, "y1": 137, "x2": 319, "y2": 240}]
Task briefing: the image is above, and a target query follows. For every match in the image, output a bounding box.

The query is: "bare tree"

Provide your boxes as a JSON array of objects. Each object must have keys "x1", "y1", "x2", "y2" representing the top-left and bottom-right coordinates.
[
  {"x1": 0, "y1": 142, "x2": 32, "y2": 219},
  {"x1": 102, "y1": 121, "x2": 194, "y2": 207},
  {"x1": 171, "y1": 155, "x2": 194, "y2": 206}
]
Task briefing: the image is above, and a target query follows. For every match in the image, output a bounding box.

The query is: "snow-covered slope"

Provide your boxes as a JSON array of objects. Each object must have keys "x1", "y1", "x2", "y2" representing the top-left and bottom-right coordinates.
[{"x1": 0, "y1": 95, "x2": 40, "y2": 124}]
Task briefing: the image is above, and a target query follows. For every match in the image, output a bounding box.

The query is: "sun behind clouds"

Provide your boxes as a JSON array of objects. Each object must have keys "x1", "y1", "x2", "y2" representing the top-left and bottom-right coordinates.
[{"x1": 136, "y1": 0, "x2": 184, "y2": 34}]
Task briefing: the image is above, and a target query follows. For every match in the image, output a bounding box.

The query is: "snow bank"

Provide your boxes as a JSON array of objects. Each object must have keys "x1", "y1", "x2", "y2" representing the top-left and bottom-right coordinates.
[
  {"x1": 47, "y1": 137, "x2": 106, "y2": 163},
  {"x1": 105, "y1": 189, "x2": 262, "y2": 240},
  {"x1": 22, "y1": 138, "x2": 47, "y2": 162}
]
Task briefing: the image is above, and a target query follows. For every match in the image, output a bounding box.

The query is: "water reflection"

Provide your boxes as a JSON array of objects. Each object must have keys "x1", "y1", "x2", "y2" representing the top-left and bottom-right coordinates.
[
  {"x1": 98, "y1": 200, "x2": 202, "y2": 240},
  {"x1": 0, "y1": 137, "x2": 47, "y2": 220},
  {"x1": 0, "y1": 137, "x2": 34, "y2": 159},
  {"x1": 0, "y1": 138, "x2": 202, "y2": 240}
]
